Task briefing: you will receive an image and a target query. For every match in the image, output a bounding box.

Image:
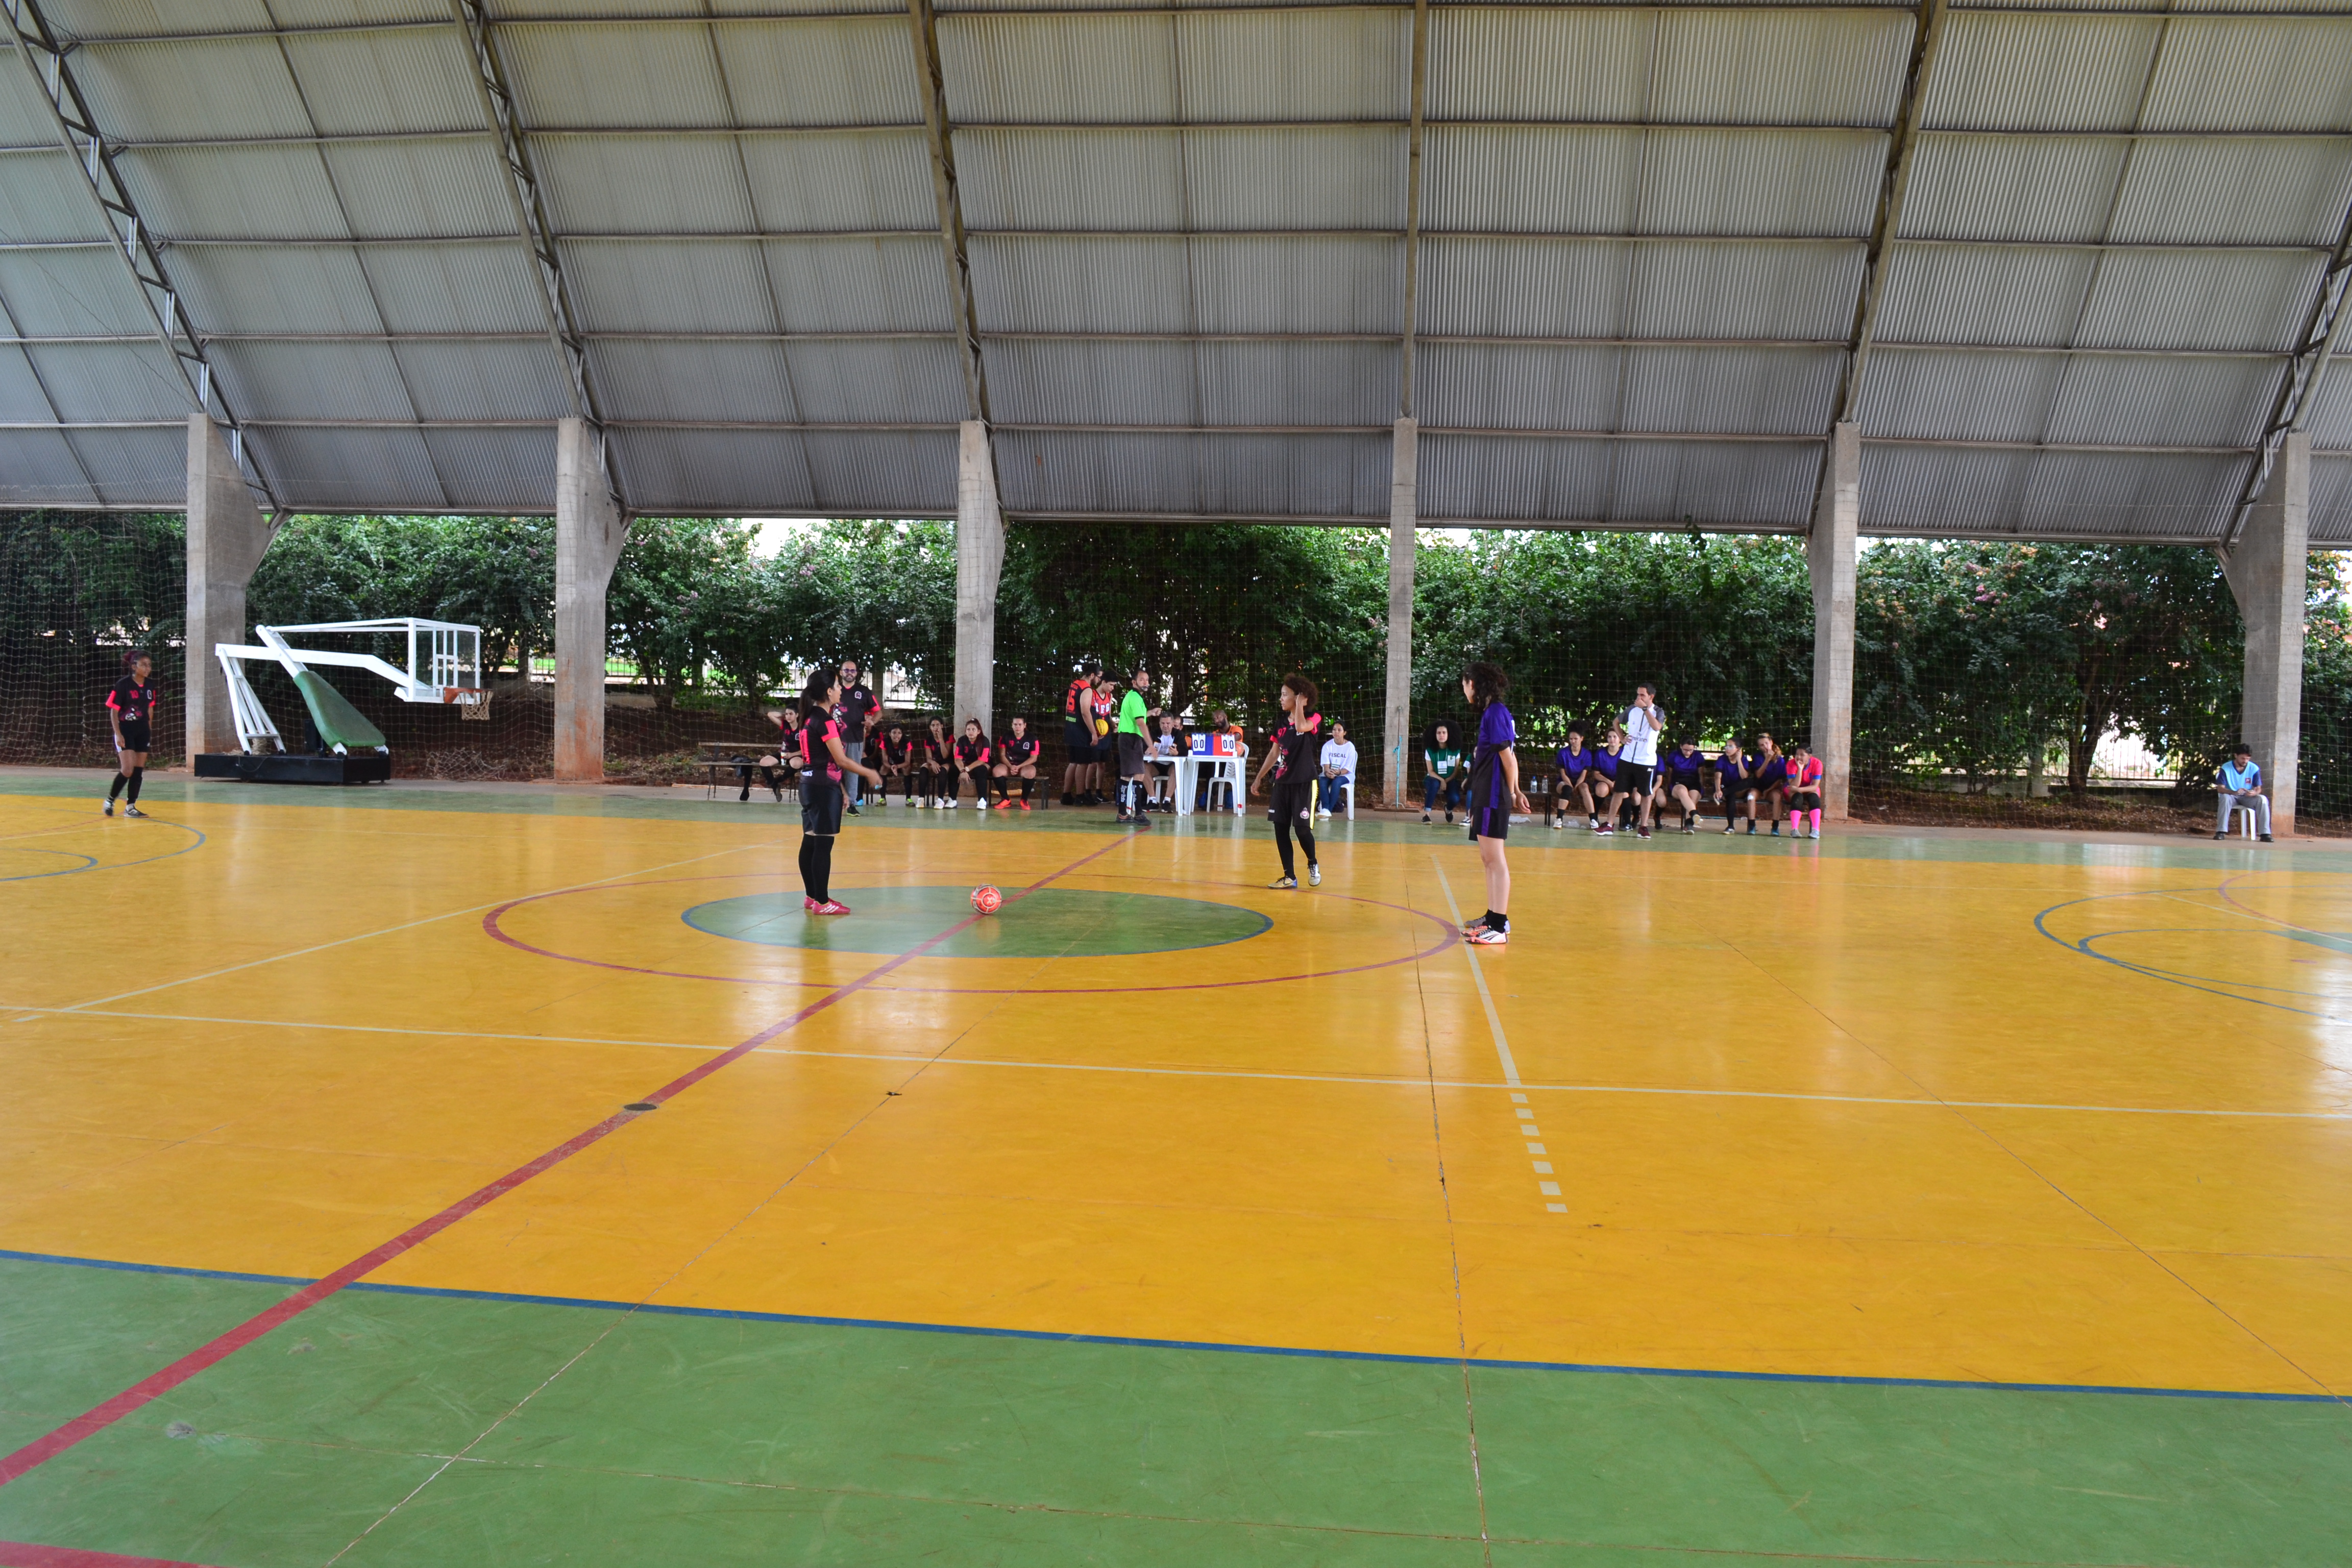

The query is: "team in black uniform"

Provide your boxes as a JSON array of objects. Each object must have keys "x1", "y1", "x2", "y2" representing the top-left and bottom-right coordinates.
[
  {"x1": 104, "y1": 650, "x2": 157, "y2": 818},
  {"x1": 1250, "y1": 674, "x2": 1324, "y2": 889},
  {"x1": 993, "y1": 716, "x2": 1041, "y2": 810}
]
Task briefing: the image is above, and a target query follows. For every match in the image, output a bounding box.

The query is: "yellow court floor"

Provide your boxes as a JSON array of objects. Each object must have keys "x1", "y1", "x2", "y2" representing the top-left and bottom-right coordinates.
[{"x1": 3, "y1": 772, "x2": 2349, "y2": 1567}]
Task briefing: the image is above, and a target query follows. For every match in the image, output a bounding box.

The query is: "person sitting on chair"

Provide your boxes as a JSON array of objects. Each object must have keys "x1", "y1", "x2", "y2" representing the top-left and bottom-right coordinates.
[
  {"x1": 2216, "y1": 744, "x2": 2274, "y2": 842},
  {"x1": 1317, "y1": 720, "x2": 1358, "y2": 818}
]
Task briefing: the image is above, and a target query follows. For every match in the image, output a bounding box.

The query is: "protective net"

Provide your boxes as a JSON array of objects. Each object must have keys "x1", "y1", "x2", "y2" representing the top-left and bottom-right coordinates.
[{"x1": 3, "y1": 508, "x2": 2344, "y2": 830}]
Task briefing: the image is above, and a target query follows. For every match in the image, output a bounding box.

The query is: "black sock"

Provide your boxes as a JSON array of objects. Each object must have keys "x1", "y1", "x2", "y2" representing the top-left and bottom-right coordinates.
[
  {"x1": 1021, "y1": 776, "x2": 1034, "y2": 801},
  {"x1": 108, "y1": 772, "x2": 127, "y2": 800},
  {"x1": 1490, "y1": 911, "x2": 1508, "y2": 933},
  {"x1": 801, "y1": 836, "x2": 834, "y2": 902},
  {"x1": 798, "y1": 837, "x2": 820, "y2": 900},
  {"x1": 1296, "y1": 815, "x2": 1316, "y2": 867},
  {"x1": 127, "y1": 767, "x2": 143, "y2": 804}
]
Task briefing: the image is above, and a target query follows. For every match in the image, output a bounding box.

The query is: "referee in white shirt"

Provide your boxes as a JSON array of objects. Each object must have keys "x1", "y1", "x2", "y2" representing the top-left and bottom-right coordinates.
[{"x1": 1619, "y1": 684, "x2": 1664, "y2": 840}]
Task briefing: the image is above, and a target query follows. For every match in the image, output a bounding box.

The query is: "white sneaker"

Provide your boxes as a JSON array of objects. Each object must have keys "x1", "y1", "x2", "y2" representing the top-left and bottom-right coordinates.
[
  {"x1": 947, "y1": 798, "x2": 959, "y2": 809},
  {"x1": 1810, "y1": 827, "x2": 1821, "y2": 839}
]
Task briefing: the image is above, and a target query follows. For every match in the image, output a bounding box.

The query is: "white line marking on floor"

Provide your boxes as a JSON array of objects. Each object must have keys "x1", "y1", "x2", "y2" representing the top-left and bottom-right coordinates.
[
  {"x1": 1431, "y1": 856, "x2": 1560, "y2": 1216},
  {"x1": 10, "y1": 1006, "x2": 2349, "y2": 1122}
]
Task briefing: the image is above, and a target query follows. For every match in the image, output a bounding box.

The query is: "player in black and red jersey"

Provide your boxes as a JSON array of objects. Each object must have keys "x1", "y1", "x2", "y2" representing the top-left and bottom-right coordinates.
[
  {"x1": 1059, "y1": 663, "x2": 1100, "y2": 805},
  {"x1": 915, "y1": 717, "x2": 951, "y2": 806},
  {"x1": 794, "y1": 671, "x2": 880, "y2": 915},
  {"x1": 871, "y1": 721, "x2": 916, "y2": 805},
  {"x1": 949, "y1": 719, "x2": 993, "y2": 810},
  {"x1": 1249, "y1": 674, "x2": 1324, "y2": 889},
  {"x1": 993, "y1": 715, "x2": 1041, "y2": 810},
  {"x1": 104, "y1": 649, "x2": 158, "y2": 818}
]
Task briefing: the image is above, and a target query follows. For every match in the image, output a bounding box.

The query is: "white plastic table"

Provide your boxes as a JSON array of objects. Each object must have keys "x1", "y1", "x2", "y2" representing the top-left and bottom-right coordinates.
[{"x1": 1174, "y1": 749, "x2": 1248, "y2": 816}]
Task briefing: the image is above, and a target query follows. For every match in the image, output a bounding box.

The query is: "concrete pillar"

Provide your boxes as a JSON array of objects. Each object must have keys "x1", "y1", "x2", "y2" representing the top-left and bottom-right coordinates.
[
  {"x1": 952, "y1": 420, "x2": 1006, "y2": 731},
  {"x1": 2223, "y1": 431, "x2": 2310, "y2": 836},
  {"x1": 185, "y1": 415, "x2": 276, "y2": 763},
  {"x1": 1383, "y1": 418, "x2": 1417, "y2": 807},
  {"x1": 554, "y1": 418, "x2": 628, "y2": 783},
  {"x1": 1808, "y1": 421, "x2": 1859, "y2": 819}
]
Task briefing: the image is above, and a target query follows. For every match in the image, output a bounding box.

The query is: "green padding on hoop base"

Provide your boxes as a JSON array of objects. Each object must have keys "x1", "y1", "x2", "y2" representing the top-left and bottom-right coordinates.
[{"x1": 292, "y1": 668, "x2": 387, "y2": 753}]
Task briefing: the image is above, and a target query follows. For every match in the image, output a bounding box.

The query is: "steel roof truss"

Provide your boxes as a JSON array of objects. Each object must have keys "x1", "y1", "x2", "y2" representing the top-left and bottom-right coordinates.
[{"x1": 1, "y1": 0, "x2": 274, "y2": 508}]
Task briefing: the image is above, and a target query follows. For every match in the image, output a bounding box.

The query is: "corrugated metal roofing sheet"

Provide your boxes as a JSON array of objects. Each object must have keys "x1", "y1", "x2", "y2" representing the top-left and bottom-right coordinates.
[
  {"x1": 1424, "y1": 126, "x2": 1883, "y2": 238},
  {"x1": 1418, "y1": 341, "x2": 1841, "y2": 436},
  {"x1": 1922, "y1": 13, "x2": 2165, "y2": 133},
  {"x1": 2108, "y1": 137, "x2": 2352, "y2": 248},
  {"x1": 1418, "y1": 432, "x2": 1819, "y2": 528},
  {"x1": 207, "y1": 339, "x2": 420, "y2": 422},
  {"x1": 2140, "y1": 18, "x2": 2352, "y2": 134},
  {"x1": 1417, "y1": 237, "x2": 1864, "y2": 341},
  {"x1": 2311, "y1": 455, "x2": 2352, "y2": 545},
  {"x1": 2075, "y1": 247, "x2": 2324, "y2": 354},
  {"x1": 738, "y1": 131, "x2": 937, "y2": 232},
  {"x1": 0, "y1": 428, "x2": 102, "y2": 508},
  {"x1": 995, "y1": 428, "x2": 1388, "y2": 518},
  {"x1": 60, "y1": 423, "x2": 185, "y2": 506},
  {"x1": 0, "y1": 2, "x2": 2339, "y2": 534},
  {"x1": 958, "y1": 126, "x2": 1402, "y2": 233},
  {"x1": 2042, "y1": 353, "x2": 2282, "y2": 448},
  {"x1": 395, "y1": 338, "x2": 572, "y2": 423},
  {"x1": 0, "y1": 250, "x2": 154, "y2": 335},
  {"x1": 985, "y1": 336, "x2": 1394, "y2": 427},
  {"x1": 1873, "y1": 242, "x2": 2099, "y2": 347},
  {"x1": 2306, "y1": 365, "x2": 2352, "y2": 450}
]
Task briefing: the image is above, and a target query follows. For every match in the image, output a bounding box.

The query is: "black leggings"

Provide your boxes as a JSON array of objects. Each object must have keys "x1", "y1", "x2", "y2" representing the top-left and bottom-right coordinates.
[
  {"x1": 1273, "y1": 788, "x2": 1317, "y2": 878},
  {"x1": 796, "y1": 835, "x2": 835, "y2": 901}
]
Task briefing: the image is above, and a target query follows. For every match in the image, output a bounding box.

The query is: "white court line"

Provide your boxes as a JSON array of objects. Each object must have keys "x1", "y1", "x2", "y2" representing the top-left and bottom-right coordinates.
[
  {"x1": 16, "y1": 843, "x2": 764, "y2": 1018},
  {"x1": 1427, "y1": 859, "x2": 1522, "y2": 1087},
  {"x1": 12, "y1": 1007, "x2": 2352, "y2": 1123}
]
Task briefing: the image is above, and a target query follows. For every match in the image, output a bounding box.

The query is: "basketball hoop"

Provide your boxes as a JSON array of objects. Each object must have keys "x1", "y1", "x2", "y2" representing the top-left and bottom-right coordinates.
[{"x1": 444, "y1": 688, "x2": 493, "y2": 721}]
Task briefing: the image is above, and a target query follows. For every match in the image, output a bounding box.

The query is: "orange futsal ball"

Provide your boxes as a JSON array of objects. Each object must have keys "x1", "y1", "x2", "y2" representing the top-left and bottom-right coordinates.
[{"x1": 971, "y1": 885, "x2": 1003, "y2": 916}]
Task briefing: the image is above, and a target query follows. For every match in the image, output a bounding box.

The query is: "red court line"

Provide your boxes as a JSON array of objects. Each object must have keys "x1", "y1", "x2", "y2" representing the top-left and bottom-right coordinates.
[
  {"x1": 0, "y1": 836, "x2": 1128, "y2": 1492},
  {"x1": 0, "y1": 1544, "x2": 218, "y2": 1568}
]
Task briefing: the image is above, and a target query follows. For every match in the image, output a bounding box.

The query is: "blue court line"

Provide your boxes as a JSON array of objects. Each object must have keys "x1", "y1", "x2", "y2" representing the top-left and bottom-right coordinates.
[
  {"x1": 0, "y1": 820, "x2": 206, "y2": 882},
  {"x1": 2032, "y1": 889, "x2": 2348, "y2": 1020},
  {"x1": 6, "y1": 1246, "x2": 2341, "y2": 1407}
]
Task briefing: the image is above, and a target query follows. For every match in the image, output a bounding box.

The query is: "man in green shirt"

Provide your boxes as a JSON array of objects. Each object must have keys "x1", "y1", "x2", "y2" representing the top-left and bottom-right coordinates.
[{"x1": 1115, "y1": 668, "x2": 1152, "y2": 828}]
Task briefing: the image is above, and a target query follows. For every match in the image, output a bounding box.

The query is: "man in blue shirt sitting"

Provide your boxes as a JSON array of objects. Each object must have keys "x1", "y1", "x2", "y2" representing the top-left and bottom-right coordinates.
[{"x1": 2215, "y1": 744, "x2": 2273, "y2": 841}]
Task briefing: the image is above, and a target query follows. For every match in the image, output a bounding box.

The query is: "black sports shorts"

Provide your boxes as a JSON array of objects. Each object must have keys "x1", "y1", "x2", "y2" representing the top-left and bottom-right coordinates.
[{"x1": 799, "y1": 772, "x2": 844, "y2": 836}]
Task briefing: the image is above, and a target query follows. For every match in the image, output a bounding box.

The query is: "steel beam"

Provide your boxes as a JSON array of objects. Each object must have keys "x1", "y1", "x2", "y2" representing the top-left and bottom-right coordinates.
[
  {"x1": 1396, "y1": 0, "x2": 1430, "y2": 418},
  {"x1": 1830, "y1": 0, "x2": 1949, "y2": 429},
  {"x1": 2221, "y1": 185, "x2": 2352, "y2": 551},
  {"x1": 1, "y1": 0, "x2": 275, "y2": 508},
  {"x1": 446, "y1": 0, "x2": 620, "y2": 503},
  {"x1": 904, "y1": 0, "x2": 991, "y2": 423}
]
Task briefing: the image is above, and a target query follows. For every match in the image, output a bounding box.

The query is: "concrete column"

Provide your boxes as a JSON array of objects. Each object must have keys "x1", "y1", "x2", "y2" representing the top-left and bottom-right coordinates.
[
  {"x1": 1808, "y1": 421, "x2": 1859, "y2": 819},
  {"x1": 1383, "y1": 418, "x2": 1417, "y2": 807},
  {"x1": 2223, "y1": 431, "x2": 2310, "y2": 836},
  {"x1": 185, "y1": 414, "x2": 276, "y2": 763},
  {"x1": 554, "y1": 418, "x2": 628, "y2": 783},
  {"x1": 952, "y1": 420, "x2": 1006, "y2": 731}
]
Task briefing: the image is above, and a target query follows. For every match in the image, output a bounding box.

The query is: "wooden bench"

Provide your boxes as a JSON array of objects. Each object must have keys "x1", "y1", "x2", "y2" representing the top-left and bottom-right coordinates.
[{"x1": 694, "y1": 740, "x2": 796, "y2": 802}]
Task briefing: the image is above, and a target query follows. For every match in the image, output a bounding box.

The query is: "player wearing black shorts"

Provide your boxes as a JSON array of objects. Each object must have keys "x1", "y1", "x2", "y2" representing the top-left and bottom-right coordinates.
[
  {"x1": 994, "y1": 716, "x2": 1041, "y2": 810},
  {"x1": 1060, "y1": 664, "x2": 1099, "y2": 805},
  {"x1": 872, "y1": 722, "x2": 916, "y2": 805},
  {"x1": 796, "y1": 671, "x2": 880, "y2": 914},
  {"x1": 1250, "y1": 674, "x2": 1322, "y2": 888},
  {"x1": 104, "y1": 649, "x2": 157, "y2": 818}
]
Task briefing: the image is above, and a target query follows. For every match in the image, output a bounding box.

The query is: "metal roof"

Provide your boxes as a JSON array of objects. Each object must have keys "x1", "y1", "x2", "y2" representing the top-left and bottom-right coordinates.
[{"x1": 2, "y1": 0, "x2": 2349, "y2": 543}]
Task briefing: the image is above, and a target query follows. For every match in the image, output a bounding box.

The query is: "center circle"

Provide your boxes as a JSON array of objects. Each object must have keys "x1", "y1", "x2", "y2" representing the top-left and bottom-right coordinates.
[{"x1": 681, "y1": 886, "x2": 1273, "y2": 959}]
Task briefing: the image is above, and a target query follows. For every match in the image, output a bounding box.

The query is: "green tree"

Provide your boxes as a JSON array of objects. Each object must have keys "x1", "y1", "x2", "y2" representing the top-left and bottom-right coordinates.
[{"x1": 248, "y1": 513, "x2": 555, "y2": 672}]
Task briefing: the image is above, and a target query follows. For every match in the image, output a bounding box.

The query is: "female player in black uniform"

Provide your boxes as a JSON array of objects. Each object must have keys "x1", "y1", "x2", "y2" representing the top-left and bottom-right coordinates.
[
  {"x1": 916, "y1": 717, "x2": 951, "y2": 806},
  {"x1": 950, "y1": 719, "x2": 993, "y2": 809},
  {"x1": 1249, "y1": 674, "x2": 1322, "y2": 889},
  {"x1": 993, "y1": 715, "x2": 1041, "y2": 810},
  {"x1": 871, "y1": 721, "x2": 915, "y2": 805},
  {"x1": 104, "y1": 649, "x2": 158, "y2": 818},
  {"x1": 795, "y1": 671, "x2": 880, "y2": 914}
]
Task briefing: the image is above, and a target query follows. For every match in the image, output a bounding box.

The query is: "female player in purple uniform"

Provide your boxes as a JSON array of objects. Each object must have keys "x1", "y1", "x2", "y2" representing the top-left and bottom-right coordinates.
[
  {"x1": 1461, "y1": 662, "x2": 1530, "y2": 944},
  {"x1": 1250, "y1": 674, "x2": 1322, "y2": 889},
  {"x1": 104, "y1": 649, "x2": 158, "y2": 818}
]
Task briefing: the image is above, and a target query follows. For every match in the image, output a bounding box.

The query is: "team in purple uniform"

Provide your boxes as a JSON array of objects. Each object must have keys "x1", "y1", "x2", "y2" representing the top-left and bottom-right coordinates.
[{"x1": 1461, "y1": 662, "x2": 1529, "y2": 945}]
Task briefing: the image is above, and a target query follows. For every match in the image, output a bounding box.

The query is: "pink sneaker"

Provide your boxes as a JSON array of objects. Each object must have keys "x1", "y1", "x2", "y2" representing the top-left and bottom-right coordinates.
[
  {"x1": 803, "y1": 896, "x2": 819, "y2": 912},
  {"x1": 811, "y1": 900, "x2": 851, "y2": 916}
]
